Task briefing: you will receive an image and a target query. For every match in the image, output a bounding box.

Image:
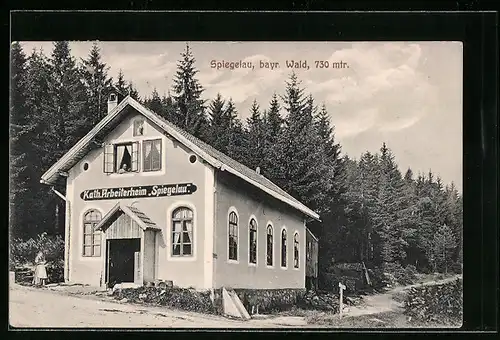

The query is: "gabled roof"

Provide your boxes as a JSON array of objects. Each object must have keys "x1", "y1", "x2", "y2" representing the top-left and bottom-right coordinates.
[
  {"x1": 94, "y1": 202, "x2": 160, "y2": 232},
  {"x1": 40, "y1": 96, "x2": 320, "y2": 221}
]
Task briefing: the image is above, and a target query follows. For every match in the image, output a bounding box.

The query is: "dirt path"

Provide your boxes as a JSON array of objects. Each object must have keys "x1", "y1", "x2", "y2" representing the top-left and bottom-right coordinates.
[
  {"x1": 10, "y1": 275, "x2": 461, "y2": 329},
  {"x1": 345, "y1": 274, "x2": 462, "y2": 318},
  {"x1": 9, "y1": 283, "x2": 319, "y2": 328}
]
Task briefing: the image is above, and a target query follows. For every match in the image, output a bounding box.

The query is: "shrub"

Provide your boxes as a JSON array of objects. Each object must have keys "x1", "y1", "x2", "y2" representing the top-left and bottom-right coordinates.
[
  {"x1": 322, "y1": 263, "x2": 366, "y2": 293},
  {"x1": 450, "y1": 262, "x2": 463, "y2": 274},
  {"x1": 233, "y1": 288, "x2": 306, "y2": 314},
  {"x1": 404, "y1": 277, "x2": 463, "y2": 325},
  {"x1": 113, "y1": 287, "x2": 215, "y2": 314},
  {"x1": 10, "y1": 233, "x2": 65, "y2": 283},
  {"x1": 11, "y1": 233, "x2": 64, "y2": 267}
]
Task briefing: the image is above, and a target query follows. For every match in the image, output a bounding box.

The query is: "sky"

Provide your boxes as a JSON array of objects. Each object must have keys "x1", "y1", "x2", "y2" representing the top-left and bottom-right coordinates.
[{"x1": 19, "y1": 41, "x2": 463, "y2": 191}]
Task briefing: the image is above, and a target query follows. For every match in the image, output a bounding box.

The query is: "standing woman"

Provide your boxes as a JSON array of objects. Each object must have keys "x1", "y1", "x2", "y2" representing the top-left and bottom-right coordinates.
[{"x1": 33, "y1": 251, "x2": 48, "y2": 286}]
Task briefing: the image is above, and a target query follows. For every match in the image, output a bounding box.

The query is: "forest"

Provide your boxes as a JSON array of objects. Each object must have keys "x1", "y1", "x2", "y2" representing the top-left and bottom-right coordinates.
[{"x1": 10, "y1": 41, "x2": 463, "y2": 287}]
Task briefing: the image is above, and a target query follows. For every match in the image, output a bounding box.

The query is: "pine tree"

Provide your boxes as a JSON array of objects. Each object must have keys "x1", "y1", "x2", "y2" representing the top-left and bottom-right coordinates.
[
  {"x1": 115, "y1": 69, "x2": 128, "y2": 95},
  {"x1": 204, "y1": 93, "x2": 229, "y2": 153},
  {"x1": 244, "y1": 100, "x2": 267, "y2": 171},
  {"x1": 431, "y1": 224, "x2": 456, "y2": 273},
  {"x1": 144, "y1": 88, "x2": 164, "y2": 118},
  {"x1": 264, "y1": 93, "x2": 283, "y2": 142},
  {"x1": 400, "y1": 168, "x2": 420, "y2": 267},
  {"x1": 10, "y1": 42, "x2": 35, "y2": 239},
  {"x1": 171, "y1": 44, "x2": 207, "y2": 136},
  {"x1": 161, "y1": 91, "x2": 177, "y2": 123},
  {"x1": 268, "y1": 73, "x2": 329, "y2": 213},
  {"x1": 315, "y1": 103, "x2": 346, "y2": 203},
  {"x1": 127, "y1": 81, "x2": 140, "y2": 101},
  {"x1": 40, "y1": 42, "x2": 88, "y2": 235},
  {"x1": 80, "y1": 43, "x2": 113, "y2": 126},
  {"x1": 373, "y1": 143, "x2": 407, "y2": 265}
]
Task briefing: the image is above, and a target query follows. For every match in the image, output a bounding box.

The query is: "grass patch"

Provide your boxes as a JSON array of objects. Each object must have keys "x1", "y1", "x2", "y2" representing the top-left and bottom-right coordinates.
[{"x1": 305, "y1": 310, "x2": 461, "y2": 328}]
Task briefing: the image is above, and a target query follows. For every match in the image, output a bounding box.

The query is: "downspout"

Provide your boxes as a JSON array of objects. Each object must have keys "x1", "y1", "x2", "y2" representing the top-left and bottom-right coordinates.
[{"x1": 47, "y1": 184, "x2": 71, "y2": 282}]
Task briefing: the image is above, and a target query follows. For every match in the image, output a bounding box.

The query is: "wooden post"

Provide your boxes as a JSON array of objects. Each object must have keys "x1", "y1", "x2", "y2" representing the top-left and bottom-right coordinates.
[{"x1": 339, "y1": 282, "x2": 346, "y2": 317}]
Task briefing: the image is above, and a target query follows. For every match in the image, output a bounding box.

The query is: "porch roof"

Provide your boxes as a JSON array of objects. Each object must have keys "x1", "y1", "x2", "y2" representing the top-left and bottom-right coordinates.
[{"x1": 94, "y1": 202, "x2": 161, "y2": 232}]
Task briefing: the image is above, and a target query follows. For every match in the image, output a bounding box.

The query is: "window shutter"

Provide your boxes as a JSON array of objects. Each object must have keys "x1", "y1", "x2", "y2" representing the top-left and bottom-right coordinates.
[
  {"x1": 131, "y1": 141, "x2": 139, "y2": 172},
  {"x1": 103, "y1": 144, "x2": 114, "y2": 173}
]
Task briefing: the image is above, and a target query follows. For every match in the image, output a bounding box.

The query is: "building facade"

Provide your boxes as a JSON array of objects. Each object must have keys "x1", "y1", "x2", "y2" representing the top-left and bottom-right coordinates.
[{"x1": 41, "y1": 93, "x2": 320, "y2": 290}]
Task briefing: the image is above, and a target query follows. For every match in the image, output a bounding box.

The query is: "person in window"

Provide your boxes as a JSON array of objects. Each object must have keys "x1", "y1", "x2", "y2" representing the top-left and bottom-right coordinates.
[{"x1": 118, "y1": 163, "x2": 129, "y2": 174}]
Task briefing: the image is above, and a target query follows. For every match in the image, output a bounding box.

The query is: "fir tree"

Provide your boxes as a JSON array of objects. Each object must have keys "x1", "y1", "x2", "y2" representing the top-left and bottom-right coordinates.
[
  {"x1": 431, "y1": 224, "x2": 456, "y2": 273},
  {"x1": 269, "y1": 73, "x2": 328, "y2": 214},
  {"x1": 171, "y1": 44, "x2": 207, "y2": 136},
  {"x1": 115, "y1": 69, "x2": 128, "y2": 95},
  {"x1": 244, "y1": 100, "x2": 267, "y2": 171},
  {"x1": 144, "y1": 88, "x2": 164, "y2": 118},
  {"x1": 127, "y1": 81, "x2": 140, "y2": 101},
  {"x1": 161, "y1": 91, "x2": 177, "y2": 123},
  {"x1": 204, "y1": 93, "x2": 229, "y2": 153},
  {"x1": 10, "y1": 42, "x2": 35, "y2": 239},
  {"x1": 80, "y1": 43, "x2": 113, "y2": 126}
]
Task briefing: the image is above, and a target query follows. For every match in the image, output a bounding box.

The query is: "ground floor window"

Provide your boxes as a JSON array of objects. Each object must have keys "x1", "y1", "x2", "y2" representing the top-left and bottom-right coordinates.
[
  {"x1": 281, "y1": 228, "x2": 287, "y2": 267},
  {"x1": 83, "y1": 209, "x2": 102, "y2": 257},
  {"x1": 249, "y1": 219, "x2": 257, "y2": 264},
  {"x1": 228, "y1": 211, "x2": 238, "y2": 261},
  {"x1": 294, "y1": 232, "x2": 299, "y2": 268},
  {"x1": 266, "y1": 225, "x2": 273, "y2": 266},
  {"x1": 172, "y1": 207, "x2": 193, "y2": 256}
]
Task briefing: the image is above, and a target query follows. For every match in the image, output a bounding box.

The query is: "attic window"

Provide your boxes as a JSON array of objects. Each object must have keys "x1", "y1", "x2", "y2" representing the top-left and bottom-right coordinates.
[
  {"x1": 109, "y1": 93, "x2": 117, "y2": 101},
  {"x1": 134, "y1": 119, "x2": 144, "y2": 136}
]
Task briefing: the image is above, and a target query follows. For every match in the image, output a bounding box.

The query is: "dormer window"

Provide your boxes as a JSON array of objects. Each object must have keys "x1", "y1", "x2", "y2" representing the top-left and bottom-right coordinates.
[{"x1": 104, "y1": 142, "x2": 139, "y2": 174}]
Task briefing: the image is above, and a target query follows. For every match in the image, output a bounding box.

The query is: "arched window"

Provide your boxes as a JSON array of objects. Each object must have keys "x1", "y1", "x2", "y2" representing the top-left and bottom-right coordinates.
[
  {"x1": 83, "y1": 209, "x2": 102, "y2": 257},
  {"x1": 281, "y1": 228, "x2": 287, "y2": 268},
  {"x1": 228, "y1": 211, "x2": 238, "y2": 261},
  {"x1": 266, "y1": 225, "x2": 273, "y2": 266},
  {"x1": 172, "y1": 207, "x2": 193, "y2": 256},
  {"x1": 294, "y1": 232, "x2": 300, "y2": 268},
  {"x1": 249, "y1": 219, "x2": 257, "y2": 264}
]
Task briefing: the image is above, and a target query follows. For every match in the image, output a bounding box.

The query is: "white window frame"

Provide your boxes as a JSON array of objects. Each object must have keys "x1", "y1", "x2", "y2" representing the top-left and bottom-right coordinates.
[
  {"x1": 248, "y1": 215, "x2": 258, "y2": 266},
  {"x1": 104, "y1": 140, "x2": 140, "y2": 175},
  {"x1": 142, "y1": 138, "x2": 162, "y2": 172},
  {"x1": 79, "y1": 206, "x2": 104, "y2": 261},
  {"x1": 227, "y1": 207, "x2": 239, "y2": 264},
  {"x1": 166, "y1": 202, "x2": 197, "y2": 262},
  {"x1": 266, "y1": 221, "x2": 274, "y2": 268},
  {"x1": 293, "y1": 231, "x2": 300, "y2": 270},
  {"x1": 280, "y1": 226, "x2": 288, "y2": 269}
]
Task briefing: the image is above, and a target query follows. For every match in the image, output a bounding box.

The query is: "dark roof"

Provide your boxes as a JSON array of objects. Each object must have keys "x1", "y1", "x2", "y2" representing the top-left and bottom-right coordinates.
[{"x1": 94, "y1": 202, "x2": 160, "y2": 232}]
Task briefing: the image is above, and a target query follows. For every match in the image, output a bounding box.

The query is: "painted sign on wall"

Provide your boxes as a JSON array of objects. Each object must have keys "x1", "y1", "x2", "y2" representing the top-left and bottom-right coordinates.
[{"x1": 80, "y1": 183, "x2": 197, "y2": 201}]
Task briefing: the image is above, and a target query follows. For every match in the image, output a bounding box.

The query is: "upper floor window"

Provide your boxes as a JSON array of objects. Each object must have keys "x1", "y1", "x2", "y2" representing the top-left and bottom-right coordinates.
[
  {"x1": 249, "y1": 219, "x2": 257, "y2": 264},
  {"x1": 172, "y1": 207, "x2": 193, "y2": 257},
  {"x1": 228, "y1": 211, "x2": 238, "y2": 261},
  {"x1": 134, "y1": 119, "x2": 144, "y2": 136},
  {"x1": 143, "y1": 139, "x2": 162, "y2": 172},
  {"x1": 104, "y1": 142, "x2": 139, "y2": 174},
  {"x1": 83, "y1": 209, "x2": 102, "y2": 257},
  {"x1": 294, "y1": 232, "x2": 299, "y2": 268},
  {"x1": 266, "y1": 225, "x2": 273, "y2": 266}
]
